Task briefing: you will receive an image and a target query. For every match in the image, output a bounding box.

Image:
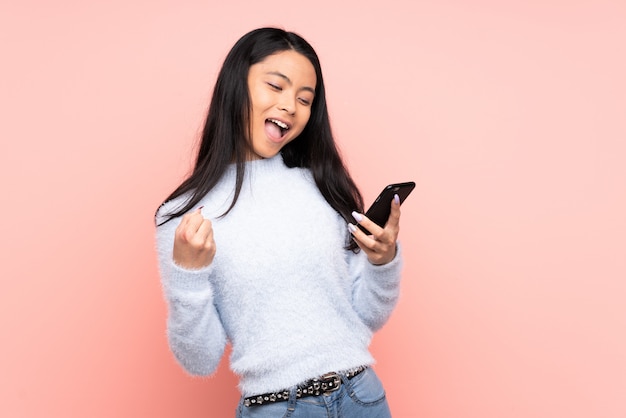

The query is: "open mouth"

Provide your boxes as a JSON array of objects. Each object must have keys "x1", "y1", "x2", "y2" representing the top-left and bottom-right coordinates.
[{"x1": 265, "y1": 118, "x2": 290, "y2": 140}]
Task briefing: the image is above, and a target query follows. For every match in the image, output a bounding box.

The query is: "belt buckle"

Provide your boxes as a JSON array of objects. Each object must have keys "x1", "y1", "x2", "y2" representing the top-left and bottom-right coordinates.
[{"x1": 319, "y1": 372, "x2": 341, "y2": 395}]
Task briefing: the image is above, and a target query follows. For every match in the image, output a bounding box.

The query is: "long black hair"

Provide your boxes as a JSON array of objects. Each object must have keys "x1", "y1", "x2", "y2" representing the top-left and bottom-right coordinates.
[{"x1": 157, "y1": 27, "x2": 363, "y2": 249}]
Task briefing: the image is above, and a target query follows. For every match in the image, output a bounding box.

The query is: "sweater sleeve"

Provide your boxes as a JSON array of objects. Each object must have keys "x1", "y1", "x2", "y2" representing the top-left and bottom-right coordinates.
[
  {"x1": 155, "y1": 218, "x2": 227, "y2": 376},
  {"x1": 348, "y1": 244, "x2": 403, "y2": 332}
]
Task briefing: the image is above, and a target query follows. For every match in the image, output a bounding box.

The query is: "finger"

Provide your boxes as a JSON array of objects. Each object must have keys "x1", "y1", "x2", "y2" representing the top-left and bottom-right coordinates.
[
  {"x1": 349, "y1": 223, "x2": 394, "y2": 265},
  {"x1": 194, "y1": 219, "x2": 214, "y2": 246},
  {"x1": 348, "y1": 223, "x2": 379, "y2": 250},
  {"x1": 176, "y1": 208, "x2": 205, "y2": 242},
  {"x1": 350, "y1": 204, "x2": 399, "y2": 250},
  {"x1": 351, "y1": 211, "x2": 398, "y2": 248},
  {"x1": 351, "y1": 211, "x2": 383, "y2": 237},
  {"x1": 385, "y1": 194, "x2": 402, "y2": 229},
  {"x1": 349, "y1": 229, "x2": 367, "y2": 253},
  {"x1": 184, "y1": 214, "x2": 204, "y2": 241},
  {"x1": 175, "y1": 213, "x2": 192, "y2": 241},
  {"x1": 349, "y1": 221, "x2": 399, "y2": 264},
  {"x1": 177, "y1": 211, "x2": 191, "y2": 229}
]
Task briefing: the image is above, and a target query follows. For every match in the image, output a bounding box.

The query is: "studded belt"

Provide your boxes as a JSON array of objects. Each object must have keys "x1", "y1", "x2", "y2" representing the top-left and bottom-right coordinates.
[{"x1": 243, "y1": 365, "x2": 368, "y2": 407}]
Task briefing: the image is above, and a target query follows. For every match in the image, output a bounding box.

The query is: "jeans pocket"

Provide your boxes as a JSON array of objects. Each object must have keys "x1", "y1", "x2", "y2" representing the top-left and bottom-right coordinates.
[{"x1": 346, "y1": 368, "x2": 387, "y2": 406}]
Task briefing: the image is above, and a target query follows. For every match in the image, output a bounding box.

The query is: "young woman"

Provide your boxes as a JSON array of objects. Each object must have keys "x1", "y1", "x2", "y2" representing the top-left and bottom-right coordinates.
[{"x1": 156, "y1": 27, "x2": 404, "y2": 418}]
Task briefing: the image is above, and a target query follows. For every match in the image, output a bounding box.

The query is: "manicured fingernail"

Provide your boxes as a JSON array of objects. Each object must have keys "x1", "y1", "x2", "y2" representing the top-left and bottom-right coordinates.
[
  {"x1": 394, "y1": 194, "x2": 400, "y2": 205},
  {"x1": 348, "y1": 223, "x2": 357, "y2": 234},
  {"x1": 197, "y1": 206, "x2": 204, "y2": 211},
  {"x1": 352, "y1": 211, "x2": 363, "y2": 222}
]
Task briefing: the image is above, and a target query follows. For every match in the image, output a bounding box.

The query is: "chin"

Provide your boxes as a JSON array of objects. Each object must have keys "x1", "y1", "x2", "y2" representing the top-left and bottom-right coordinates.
[{"x1": 249, "y1": 148, "x2": 281, "y2": 160}]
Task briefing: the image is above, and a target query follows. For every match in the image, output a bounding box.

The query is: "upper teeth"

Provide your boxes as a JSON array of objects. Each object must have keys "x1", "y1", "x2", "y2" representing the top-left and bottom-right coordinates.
[{"x1": 269, "y1": 119, "x2": 288, "y2": 129}]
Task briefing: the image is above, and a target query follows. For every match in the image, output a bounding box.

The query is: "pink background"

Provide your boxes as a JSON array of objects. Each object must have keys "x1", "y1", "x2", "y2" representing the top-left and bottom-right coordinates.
[{"x1": 1, "y1": 1, "x2": 625, "y2": 417}]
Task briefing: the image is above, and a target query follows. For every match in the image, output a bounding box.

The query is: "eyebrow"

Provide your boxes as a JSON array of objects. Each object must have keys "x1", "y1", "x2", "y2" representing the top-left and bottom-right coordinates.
[{"x1": 266, "y1": 71, "x2": 316, "y2": 95}]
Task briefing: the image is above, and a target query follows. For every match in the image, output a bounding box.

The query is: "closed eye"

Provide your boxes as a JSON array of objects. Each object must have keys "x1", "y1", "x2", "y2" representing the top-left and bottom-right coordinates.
[
  {"x1": 267, "y1": 82, "x2": 282, "y2": 91},
  {"x1": 298, "y1": 97, "x2": 312, "y2": 106}
]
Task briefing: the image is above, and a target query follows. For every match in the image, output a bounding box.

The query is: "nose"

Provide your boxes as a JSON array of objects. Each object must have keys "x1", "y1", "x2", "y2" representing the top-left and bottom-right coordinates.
[{"x1": 278, "y1": 95, "x2": 296, "y2": 115}]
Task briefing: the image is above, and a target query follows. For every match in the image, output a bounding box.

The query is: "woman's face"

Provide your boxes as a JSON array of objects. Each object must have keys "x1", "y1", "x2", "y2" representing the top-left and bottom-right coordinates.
[{"x1": 246, "y1": 50, "x2": 317, "y2": 160}]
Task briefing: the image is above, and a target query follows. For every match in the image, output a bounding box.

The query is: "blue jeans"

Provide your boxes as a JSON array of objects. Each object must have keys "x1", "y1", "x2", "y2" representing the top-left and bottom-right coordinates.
[{"x1": 235, "y1": 367, "x2": 392, "y2": 418}]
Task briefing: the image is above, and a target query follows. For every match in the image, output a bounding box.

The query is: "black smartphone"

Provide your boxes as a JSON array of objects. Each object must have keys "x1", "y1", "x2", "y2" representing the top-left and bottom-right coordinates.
[{"x1": 357, "y1": 182, "x2": 415, "y2": 234}]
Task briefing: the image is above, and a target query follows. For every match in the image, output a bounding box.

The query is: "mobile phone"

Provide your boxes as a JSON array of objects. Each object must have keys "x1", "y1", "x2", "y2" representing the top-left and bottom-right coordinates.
[{"x1": 357, "y1": 182, "x2": 415, "y2": 234}]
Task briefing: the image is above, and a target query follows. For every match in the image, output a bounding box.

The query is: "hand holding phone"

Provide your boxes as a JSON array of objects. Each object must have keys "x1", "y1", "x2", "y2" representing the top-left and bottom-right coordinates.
[{"x1": 357, "y1": 182, "x2": 415, "y2": 235}]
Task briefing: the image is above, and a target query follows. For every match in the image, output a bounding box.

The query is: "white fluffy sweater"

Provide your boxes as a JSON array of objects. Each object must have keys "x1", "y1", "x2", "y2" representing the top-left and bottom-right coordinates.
[{"x1": 156, "y1": 154, "x2": 403, "y2": 396}]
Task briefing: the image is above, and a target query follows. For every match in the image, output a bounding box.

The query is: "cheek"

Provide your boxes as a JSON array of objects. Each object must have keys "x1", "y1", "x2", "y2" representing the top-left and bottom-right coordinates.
[
  {"x1": 250, "y1": 88, "x2": 270, "y2": 112},
  {"x1": 300, "y1": 109, "x2": 312, "y2": 127}
]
